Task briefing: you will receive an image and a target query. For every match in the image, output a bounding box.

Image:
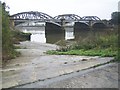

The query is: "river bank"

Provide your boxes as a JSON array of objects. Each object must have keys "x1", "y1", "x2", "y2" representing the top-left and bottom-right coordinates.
[{"x1": 2, "y1": 41, "x2": 118, "y2": 88}]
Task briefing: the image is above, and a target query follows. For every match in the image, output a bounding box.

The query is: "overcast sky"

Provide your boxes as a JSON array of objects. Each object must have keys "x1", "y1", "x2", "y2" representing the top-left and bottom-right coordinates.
[{"x1": 1, "y1": 0, "x2": 119, "y2": 20}]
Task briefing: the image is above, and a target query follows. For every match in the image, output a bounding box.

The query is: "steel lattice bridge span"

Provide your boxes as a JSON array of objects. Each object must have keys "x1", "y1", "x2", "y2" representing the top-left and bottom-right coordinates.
[{"x1": 10, "y1": 11, "x2": 107, "y2": 29}]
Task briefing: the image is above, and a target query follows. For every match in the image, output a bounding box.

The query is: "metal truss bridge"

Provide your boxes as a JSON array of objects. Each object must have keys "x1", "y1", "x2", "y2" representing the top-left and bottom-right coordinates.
[{"x1": 10, "y1": 11, "x2": 107, "y2": 28}]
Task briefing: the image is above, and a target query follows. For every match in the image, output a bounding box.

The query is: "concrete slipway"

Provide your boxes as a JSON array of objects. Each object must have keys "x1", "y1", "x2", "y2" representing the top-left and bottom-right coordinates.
[{"x1": 1, "y1": 41, "x2": 118, "y2": 88}]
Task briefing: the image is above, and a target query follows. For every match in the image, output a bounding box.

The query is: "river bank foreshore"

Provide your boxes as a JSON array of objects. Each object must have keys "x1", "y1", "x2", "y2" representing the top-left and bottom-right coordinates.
[{"x1": 1, "y1": 41, "x2": 118, "y2": 88}]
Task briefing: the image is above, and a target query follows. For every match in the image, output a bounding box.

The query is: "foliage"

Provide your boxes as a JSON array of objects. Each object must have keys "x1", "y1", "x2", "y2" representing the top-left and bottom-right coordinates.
[
  {"x1": 47, "y1": 48, "x2": 117, "y2": 57},
  {"x1": 46, "y1": 29, "x2": 119, "y2": 61},
  {"x1": 11, "y1": 30, "x2": 31, "y2": 44},
  {"x1": 2, "y1": 2, "x2": 20, "y2": 62},
  {"x1": 56, "y1": 30, "x2": 118, "y2": 51}
]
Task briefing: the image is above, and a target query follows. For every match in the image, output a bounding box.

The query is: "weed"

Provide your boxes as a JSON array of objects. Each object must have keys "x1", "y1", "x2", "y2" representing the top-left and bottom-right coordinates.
[{"x1": 46, "y1": 29, "x2": 119, "y2": 61}]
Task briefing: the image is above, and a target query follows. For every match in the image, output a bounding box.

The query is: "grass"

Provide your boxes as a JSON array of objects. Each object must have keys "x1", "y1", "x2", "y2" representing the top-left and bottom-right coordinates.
[
  {"x1": 2, "y1": 30, "x2": 31, "y2": 62},
  {"x1": 47, "y1": 48, "x2": 117, "y2": 57},
  {"x1": 46, "y1": 28, "x2": 119, "y2": 61}
]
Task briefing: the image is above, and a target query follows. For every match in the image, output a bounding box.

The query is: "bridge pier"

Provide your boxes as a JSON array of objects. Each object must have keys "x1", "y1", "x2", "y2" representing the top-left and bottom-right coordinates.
[
  {"x1": 45, "y1": 22, "x2": 65, "y2": 43},
  {"x1": 88, "y1": 20, "x2": 93, "y2": 29},
  {"x1": 60, "y1": 18, "x2": 66, "y2": 26}
]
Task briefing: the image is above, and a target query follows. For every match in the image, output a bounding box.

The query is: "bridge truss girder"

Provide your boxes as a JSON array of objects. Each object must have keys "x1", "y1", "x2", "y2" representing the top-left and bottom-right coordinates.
[
  {"x1": 10, "y1": 11, "x2": 54, "y2": 21},
  {"x1": 82, "y1": 16, "x2": 101, "y2": 21},
  {"x1": 10, "y1": 12, "x2": 106, "y2": 28},
  {"x1": 54, "y1": 14, "x2": 82, "y2": 21}
]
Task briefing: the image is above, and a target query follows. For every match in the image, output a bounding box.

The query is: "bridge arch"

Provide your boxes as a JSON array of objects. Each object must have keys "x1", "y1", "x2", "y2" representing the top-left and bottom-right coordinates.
[
  {"x1": 15, "y1": 20, "x2": 46, "y2": 27},
  {"x1": 10, "y1": 11, "x2": 54, "y2": 20},
  {"x1": 10, "y1": 11, "x2": 54, "y2": 26},
  {"x1": 54, "y1": 14, "x2": 82, "y2": 21},
  {"x1": 82, "y1": 16, "x2": 106, "y2": 28},
  {"x1": 74, "y1": 22, "x2": 90, "y2": 30},
  {"x1": 15, "y1": 20, "x2": 61, "y2": 28},
  {"x1": 92, "y1": 22, "x2": 107, "y2": 29},
  {"x1": 82, "y1": 16, "x2": 101, "y2": 21}
]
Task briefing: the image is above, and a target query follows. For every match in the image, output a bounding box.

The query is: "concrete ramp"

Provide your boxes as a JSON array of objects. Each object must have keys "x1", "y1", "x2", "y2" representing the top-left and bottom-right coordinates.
[{"x1": 2, "y1": 41, "x2": 114, "y2": 88}]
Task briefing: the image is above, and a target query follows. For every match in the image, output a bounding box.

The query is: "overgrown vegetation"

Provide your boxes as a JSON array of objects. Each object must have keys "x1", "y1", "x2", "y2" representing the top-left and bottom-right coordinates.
[
  {"x1": 2, "y1": 3, "x2": 19, "y2": 62},
  {"x1": 47, "y1": 48, "x2": 117, "y2": 57},
  {"x1": 47, "y1": 29, "x2": 119, "y2": 61},
  {"x1": 2, "y1": 2, "x2": 30, "y2": 64},
  {"x1": 11, "y1": 30, "x2": 31, "y2": 44}
]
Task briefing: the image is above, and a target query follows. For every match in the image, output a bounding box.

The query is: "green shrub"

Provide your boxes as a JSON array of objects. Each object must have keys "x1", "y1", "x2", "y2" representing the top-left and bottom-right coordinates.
[
  {"x1": 47, "y1": 29, "x2": 118, "y2": 59},
  {"x1": 11, "y1": 30, "x2": 31, "y2": 44},
  {"x1": 2, "y1": 3, "x2": 20, "y2": 63}
]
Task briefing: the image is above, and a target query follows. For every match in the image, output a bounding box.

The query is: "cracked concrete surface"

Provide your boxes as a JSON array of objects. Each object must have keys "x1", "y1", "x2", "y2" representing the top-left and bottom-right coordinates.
[{"x1": 1, "y1": 41, "x2": 117, "y2": 88}]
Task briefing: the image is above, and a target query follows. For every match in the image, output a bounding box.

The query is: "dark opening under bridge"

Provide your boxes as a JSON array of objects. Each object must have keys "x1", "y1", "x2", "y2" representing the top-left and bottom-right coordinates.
[{"x1": 10, "y1": 11, "x2": 107, "y2": 29}]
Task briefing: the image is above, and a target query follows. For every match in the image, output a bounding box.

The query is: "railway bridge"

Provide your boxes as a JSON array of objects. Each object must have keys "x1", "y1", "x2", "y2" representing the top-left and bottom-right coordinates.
[{"x1": 10, "y1": 11, "x2": 107, "y2": 29}]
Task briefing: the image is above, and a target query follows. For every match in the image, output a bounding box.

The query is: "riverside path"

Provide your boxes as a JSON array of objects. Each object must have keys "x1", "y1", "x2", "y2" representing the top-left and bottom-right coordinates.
[{"x1": 1, "y1": 41, "x2": 118, "y2": 89}]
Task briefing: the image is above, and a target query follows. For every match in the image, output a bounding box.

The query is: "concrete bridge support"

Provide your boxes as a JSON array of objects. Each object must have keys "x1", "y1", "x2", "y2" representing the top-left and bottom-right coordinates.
[
  {"x1": 92, "y1": 22, "x2": 107, "y2": 29},
  {"x1": 74, "y1": 22, "x2": 90, "y2": 40},
  {"x1": 74, "y1": 22, "x2": 90, "y2": 30},
  {"x1": 45, "y1": 22, "x2": 65, "y2": 44}
]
